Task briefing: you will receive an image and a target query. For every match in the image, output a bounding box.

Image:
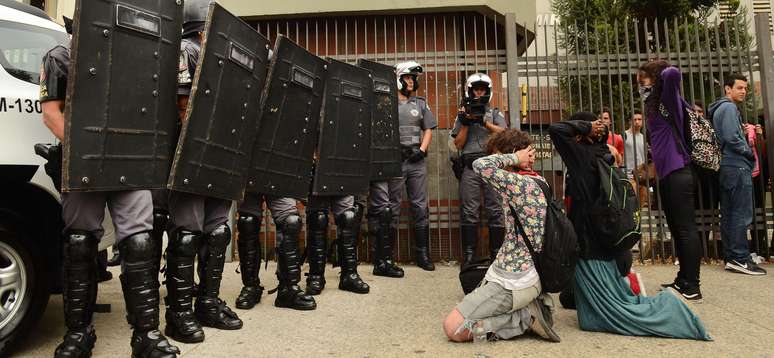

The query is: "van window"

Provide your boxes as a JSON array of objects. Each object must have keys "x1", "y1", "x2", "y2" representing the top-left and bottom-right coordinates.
[{"x1": 0, "y1": 20, "x2": 68, "y2": 85}]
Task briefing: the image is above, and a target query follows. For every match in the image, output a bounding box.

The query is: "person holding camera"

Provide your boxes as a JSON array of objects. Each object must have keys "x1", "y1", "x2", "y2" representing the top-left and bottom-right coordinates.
[{"x1": 450, "y1": 74, "x2": 506, "y2": 265}]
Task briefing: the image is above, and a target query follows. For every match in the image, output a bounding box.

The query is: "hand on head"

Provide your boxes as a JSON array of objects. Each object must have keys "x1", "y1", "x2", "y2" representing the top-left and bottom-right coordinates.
[{"x1": 515, "y1": 146, "x2": 536, "y2": 169}]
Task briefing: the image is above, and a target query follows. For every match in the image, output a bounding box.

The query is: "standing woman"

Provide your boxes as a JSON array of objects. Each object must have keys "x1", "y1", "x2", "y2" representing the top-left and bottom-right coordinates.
[{"x1": 637, "y1": 60, "x2": 704, "y2": 300}]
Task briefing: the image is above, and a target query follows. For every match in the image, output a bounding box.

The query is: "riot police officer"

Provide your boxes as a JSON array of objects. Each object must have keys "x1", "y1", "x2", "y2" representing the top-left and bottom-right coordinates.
[
  {"x1": 305, "y1": 195, "x2": 370, "y2": 295},
  {"x1": 40, "y1": 17, "x2": 179, "y2": 358},
  {"x1": 450, "y1": 73, "x2": 506, "y2": 265},
  {"x1": 235, "y1": 194, "x2": 317, "y2": 310},
  {"x1": 164, "y1": 0, "x2": 242, "y2": 344},
  {"x1": 378, "y1": 61, "x2": 436, "y2": 271}
]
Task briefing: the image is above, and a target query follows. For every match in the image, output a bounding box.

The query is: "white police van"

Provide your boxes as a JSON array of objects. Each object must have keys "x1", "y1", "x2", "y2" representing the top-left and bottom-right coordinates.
[{"x1": 0, "y1": 1, "x2": 93, "y2": 355}]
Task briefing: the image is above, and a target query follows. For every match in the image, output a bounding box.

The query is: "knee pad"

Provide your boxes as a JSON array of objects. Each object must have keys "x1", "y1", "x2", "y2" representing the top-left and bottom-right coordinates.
[
  {"x1": 168, "y1": 230, "x2": 200, "y2": 257},
  {"x1": 207, "y1": 223, "x2": 230, "y2": 247},
  {"x1": 335, "y1": 210, "x2": 357, "y2": 230},
  {"x1": 237, "y1": 213, "x2": 261, "y2": 236},
  {"x1": 118, "y1": 231, "x2": 155, "y2": 263},
  {"x1": 379, "y1": 207, "x2": 392, "y2": 224},
  {"x1": 280, "y1": 214, "x2": 302, "y2": 235},
  {"x1": 307, "y1": 210, "x2": 328, "y2": 231},
  {"x1": 64, "y1": 231, "x2": 98, "y2": 261}
]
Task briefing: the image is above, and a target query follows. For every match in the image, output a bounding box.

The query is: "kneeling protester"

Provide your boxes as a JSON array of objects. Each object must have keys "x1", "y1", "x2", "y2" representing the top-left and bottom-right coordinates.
[{"x1": 443, "y1": 129, "x2": 561, "y2": 343}]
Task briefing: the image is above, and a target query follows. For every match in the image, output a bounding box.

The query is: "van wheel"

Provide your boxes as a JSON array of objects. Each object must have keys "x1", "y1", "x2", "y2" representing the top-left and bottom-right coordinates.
[{"x1": 0, "y1": 221, "x2": 49, "y2": 357}]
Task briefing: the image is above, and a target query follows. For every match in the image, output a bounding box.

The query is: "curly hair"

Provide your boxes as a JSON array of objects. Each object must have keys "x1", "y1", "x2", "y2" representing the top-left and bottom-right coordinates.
[
  {"x1": 638, "y1": 59, "x2": 671, "y2": 118},
  {"x1": 486, "y1": 129, "x2": 532, "y2": 155}
]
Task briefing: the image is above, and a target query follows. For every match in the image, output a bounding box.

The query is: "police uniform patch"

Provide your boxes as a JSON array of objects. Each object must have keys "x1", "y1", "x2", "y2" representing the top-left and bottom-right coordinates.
[
  {"x1": 410, "y1": 109, "x2": 419, "y2": 117},
  {"x1": 178, "y1": 53, "x2": 191, "y2": 85},
  {"x1": 39, "y1": 63, "x2": 49, "y2": 99}
]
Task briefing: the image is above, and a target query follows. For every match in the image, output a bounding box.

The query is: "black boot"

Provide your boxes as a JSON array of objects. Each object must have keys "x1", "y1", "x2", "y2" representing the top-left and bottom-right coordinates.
[
  {"x1": 274, "y1": 215, "x2": 317, "y2": 310},
  {"x1": 371, "y1": 209, "x2": 404, "y2": 278},
  {"x1": 336, "y1": 210, "x2": 370, "y2": 293},
  {"x1": 414, "y1": 225, "x2": 435, "y2": 271},
  {"x1": 488, "y1": 226, "x2": 505, "y2": 262},
  {"x1": 119, "y1": 232, "x2": 179, "y2": 358},
  {"x1": 195, "y1": 224, "x2": 242, "y2": 330},
  {"x1": 305, "y1": 209, "x2": 328, "y2": 295},
  {"x1": 235, "y1": 214, "x2": 264, "y2": 309},
  {"x1": 55, "y1": 232, "x2": 98, "y2": 358},
  {"x1": 460, "y1": 225, "x2": 478, "y2": 266},
  {"x1": 164, "y1": 230, "x2": 204, "y2": 344}
]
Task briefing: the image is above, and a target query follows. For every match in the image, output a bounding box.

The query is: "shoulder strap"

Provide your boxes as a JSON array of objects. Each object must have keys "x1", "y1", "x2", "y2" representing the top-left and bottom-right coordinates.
[
  {"x1": 663, "y1": 105, "x2": 691, "y2": 156},
  {"x1": 510, "y1": 204, "x2": 538, "y2": 260},
  {"x1": 510, "y1": 176, "x2": 551, "y2": 258}
]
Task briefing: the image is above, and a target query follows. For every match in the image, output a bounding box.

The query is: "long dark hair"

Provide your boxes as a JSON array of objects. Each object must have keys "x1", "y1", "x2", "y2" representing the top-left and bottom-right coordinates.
[{"x1": 638, "y1": 59, "x2": 671, "y2": 118}]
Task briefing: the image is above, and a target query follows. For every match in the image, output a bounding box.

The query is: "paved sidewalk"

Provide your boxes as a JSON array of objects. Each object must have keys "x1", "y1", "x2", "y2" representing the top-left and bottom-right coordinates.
[{"x1": 15, "y1": 262, "x2": 773, "y2": 357}]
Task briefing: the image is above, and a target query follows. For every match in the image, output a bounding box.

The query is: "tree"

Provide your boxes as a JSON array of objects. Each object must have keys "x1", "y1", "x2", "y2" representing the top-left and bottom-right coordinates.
[{"x1": 551, "y1": 0, "x2": 755, "y2": 124}]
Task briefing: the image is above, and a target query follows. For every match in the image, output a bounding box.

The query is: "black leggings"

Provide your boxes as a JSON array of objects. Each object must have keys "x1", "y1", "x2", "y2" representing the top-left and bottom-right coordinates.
[{"x1": 659, "y1": 166, "x2": 702, "y2": 287}]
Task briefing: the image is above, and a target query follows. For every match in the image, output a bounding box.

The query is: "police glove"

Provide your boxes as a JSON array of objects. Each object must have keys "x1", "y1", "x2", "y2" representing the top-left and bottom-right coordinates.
[
  {"x1": 458, "y1": 112, "x2": 473, "y2": 126},
  {"x1": 408, "y1": 147, "x2": 427, "y2": 163}
]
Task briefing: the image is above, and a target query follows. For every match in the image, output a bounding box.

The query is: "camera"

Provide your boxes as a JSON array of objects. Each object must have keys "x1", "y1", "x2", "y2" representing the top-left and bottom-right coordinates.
[{"x1": 463, "y1": 96, "x2": 489, "y2": 117}]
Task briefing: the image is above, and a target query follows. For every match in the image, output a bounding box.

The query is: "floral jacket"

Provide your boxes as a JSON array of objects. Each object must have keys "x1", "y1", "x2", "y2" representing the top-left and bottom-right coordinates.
[{"x1": 473, "y1": 153, "x2": 547, "y2": 275}]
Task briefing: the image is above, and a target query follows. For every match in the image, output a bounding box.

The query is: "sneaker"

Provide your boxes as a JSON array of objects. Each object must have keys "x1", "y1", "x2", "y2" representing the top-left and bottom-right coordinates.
[
  {"x1": 527, "y1": 297, "x2": 560, "y2": 342},
  {"x1": 725, "y1": 259, "x2": 767, "y2": 276},
  {"x1": 662, "y1": 282, "x2": 703, "y2": 302}
]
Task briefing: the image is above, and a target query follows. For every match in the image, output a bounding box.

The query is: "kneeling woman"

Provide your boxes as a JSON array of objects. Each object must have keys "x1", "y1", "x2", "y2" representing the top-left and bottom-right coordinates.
[
  {"x1": 548, "y1": 112, "x2": 710, "y2": 340},
  {"x1": 443, "y1": 129, "x2": 559, "y2": 343}
]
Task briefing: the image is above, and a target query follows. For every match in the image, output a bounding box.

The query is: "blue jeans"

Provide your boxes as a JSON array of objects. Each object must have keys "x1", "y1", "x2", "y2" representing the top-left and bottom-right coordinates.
[{"x1": 719, "y1": 166, "x2": 753, "y2": 262}]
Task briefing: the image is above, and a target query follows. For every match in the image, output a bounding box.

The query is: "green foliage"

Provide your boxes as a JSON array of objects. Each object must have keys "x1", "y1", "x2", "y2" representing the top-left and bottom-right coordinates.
[{"x1": 550, "y1": 0, "x2": 757, "y2": 124}]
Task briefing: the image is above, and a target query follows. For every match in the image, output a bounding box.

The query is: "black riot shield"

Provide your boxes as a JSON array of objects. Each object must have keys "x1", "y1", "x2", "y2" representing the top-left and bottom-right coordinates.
[
  {"x1": 311, "y1": 59, "x2": 373, "y2": 196},
  {"x1": 356, "y1": 59, "x2": 402, "y2": 181},
  {"x1": 167, "y1": 3, "x2": 270, "y2": 201},
  {"x1": 62, "y1": 0, "x2": 182, "y2": 191},
  {"x1": 246, "y1": 35, "x2": 328, "y2": 200}
]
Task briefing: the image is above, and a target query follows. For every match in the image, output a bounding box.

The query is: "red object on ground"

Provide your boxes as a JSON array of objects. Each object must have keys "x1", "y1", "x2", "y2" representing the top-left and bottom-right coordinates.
[{"x1": 627, "y1": 271, "x2": 642, "y2": 295}]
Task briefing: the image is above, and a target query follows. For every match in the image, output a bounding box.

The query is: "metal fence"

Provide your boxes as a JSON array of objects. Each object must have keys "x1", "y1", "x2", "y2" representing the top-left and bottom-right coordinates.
[{"x1": 239, "y1": 12, "x2": 774, "y2": 264}]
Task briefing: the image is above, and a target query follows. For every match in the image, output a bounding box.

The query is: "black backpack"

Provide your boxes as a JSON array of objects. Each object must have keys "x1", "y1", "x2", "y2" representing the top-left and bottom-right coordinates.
[
  {"x1": 459, "y1": 258, "x2": 491, "y2": 294},
  {"x1": 512, "y1": 178, "x2": 579, "y2": 294},
  {"x1": 589, "y1": 157, "x2": 642, "y2": 251}
]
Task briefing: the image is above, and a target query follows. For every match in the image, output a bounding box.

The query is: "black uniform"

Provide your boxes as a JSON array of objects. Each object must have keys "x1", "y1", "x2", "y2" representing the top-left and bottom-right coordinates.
[{"x1": 41, "y1": 45, "x2": 179, "y2": 358}]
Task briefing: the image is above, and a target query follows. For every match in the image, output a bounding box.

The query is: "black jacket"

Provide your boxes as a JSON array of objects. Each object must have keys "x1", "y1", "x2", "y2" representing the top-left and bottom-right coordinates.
[{"x1": 548, "y1": 120, "x2": 630, "y2": 272}]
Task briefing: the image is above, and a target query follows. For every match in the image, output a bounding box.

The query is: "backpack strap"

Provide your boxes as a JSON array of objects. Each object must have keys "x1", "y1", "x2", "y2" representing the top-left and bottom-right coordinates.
[
  {"x1": 509, "y1": 177, "x2": 552, "y2": 258},
  {"x1": 662, "y1": 105, "x2": 691, "y2": 157},
  {"x1": 510, "y1": 204, "x2": 538, "y2": 260}
]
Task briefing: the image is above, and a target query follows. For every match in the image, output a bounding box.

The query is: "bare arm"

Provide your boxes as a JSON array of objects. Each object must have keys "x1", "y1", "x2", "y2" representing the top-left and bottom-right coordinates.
[
  {"x1": 485, "y1": 121, "x2": 505, "y2": 134},
  {"x1": 41, "y1": 100, "x2": 65, "y2": 141},
  {"x1": 453, "y1": 125, "x2": 469, "y2": 150},
  {"x1": 420, "y1": 129, "x2": 433, "y2": 152}
]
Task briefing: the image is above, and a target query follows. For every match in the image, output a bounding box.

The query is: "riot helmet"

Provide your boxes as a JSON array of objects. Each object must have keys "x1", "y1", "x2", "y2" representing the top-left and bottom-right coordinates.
[
  {"x1": 395, "y1": 61, "x2": 423, "y2": 96},
  {"x1": 464, "y1": 73, "x2": 492, "y2": 104},
  {"x1": 182, "y1": 0, "x2": 213, "y2": 37}
]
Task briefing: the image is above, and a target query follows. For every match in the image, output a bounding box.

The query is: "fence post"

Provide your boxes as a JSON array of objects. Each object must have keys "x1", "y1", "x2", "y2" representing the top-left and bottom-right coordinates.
[
  {"x1": 505, "y1": 13, "x2": 521, "y2": 130},
  {"x1": 755, "y1": 14, "x2": 774, "y2": 208}
]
